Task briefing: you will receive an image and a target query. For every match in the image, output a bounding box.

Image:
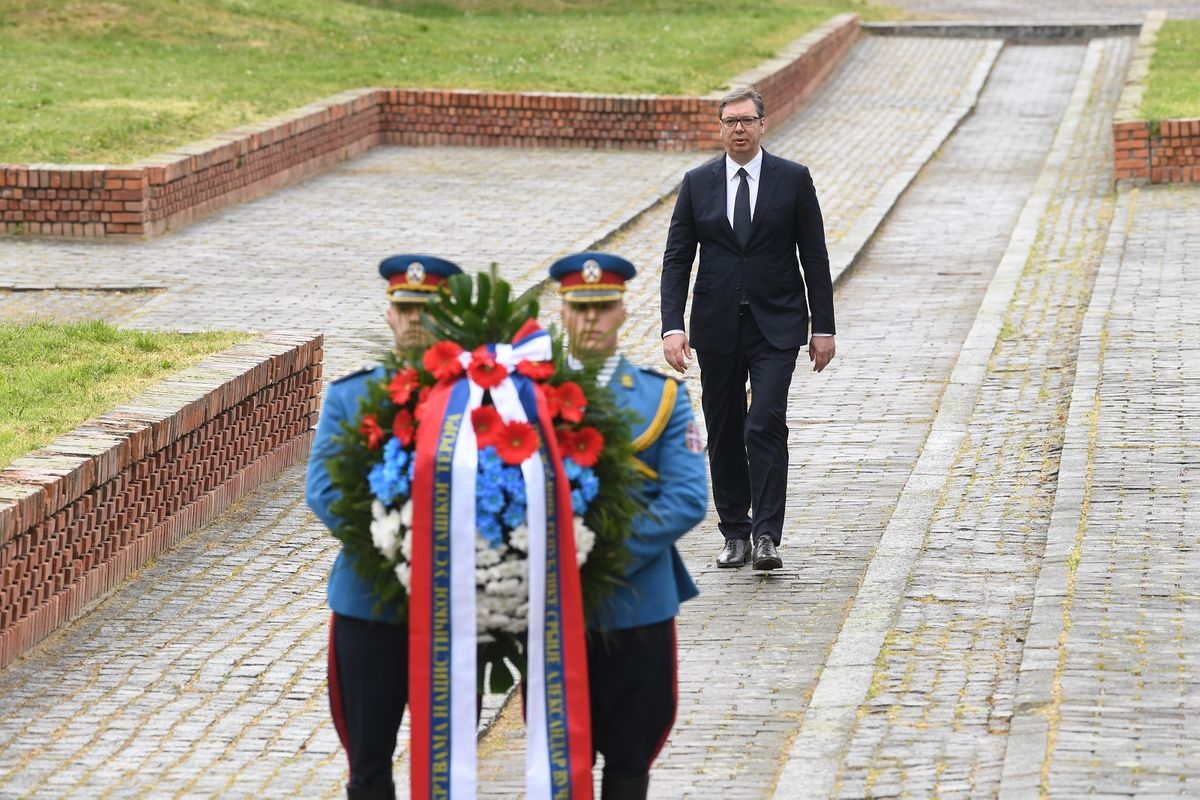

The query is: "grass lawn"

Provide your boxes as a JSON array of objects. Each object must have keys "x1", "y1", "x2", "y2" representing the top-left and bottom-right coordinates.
[
  {"x1": 0, "y1": 321, "x2": 248, "y2": 469},
  {"x1": 1142, "y1": 20, "x2": 1200, "y2": 121},
  {"x1": 0, "y1": 0, "x2": 901, "y2": 164}
]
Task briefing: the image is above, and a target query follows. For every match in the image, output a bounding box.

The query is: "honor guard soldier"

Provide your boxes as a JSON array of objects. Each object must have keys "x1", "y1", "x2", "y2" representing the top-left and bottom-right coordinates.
[
  {"x1": 306, "y1": 255, "x2": 462, "y2": 800},
  {"x1": 550, "y1": 252, "x2": 708, "y2": 800}
]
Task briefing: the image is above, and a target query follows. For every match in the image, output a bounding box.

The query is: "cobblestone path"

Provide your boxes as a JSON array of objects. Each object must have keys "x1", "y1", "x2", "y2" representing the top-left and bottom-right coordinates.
[
  {"x1": 0, "y1": 34, "x2": 1003, "y2": 798},
  {"x1": 474, "y1": 41, "x2": 1100, "y2": 798},
  {"x1": 999, "y1": 183, "x2": 1200, "y2": 797},
  {"x1": 815, "y1": 35, "x2": 1134, "y2": 799}
]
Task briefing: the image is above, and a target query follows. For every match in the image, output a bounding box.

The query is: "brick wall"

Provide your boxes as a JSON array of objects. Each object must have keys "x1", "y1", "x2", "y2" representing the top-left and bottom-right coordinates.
[
  {"x1": 0, "y1": 14, "x2": 859, "y2": 240},
  {"x1": 0, "y1": 332, "x2": 322, "y2": 671},
  {"x1": 1113, "y1": 10, "x2": 1200, "y2": 185}
]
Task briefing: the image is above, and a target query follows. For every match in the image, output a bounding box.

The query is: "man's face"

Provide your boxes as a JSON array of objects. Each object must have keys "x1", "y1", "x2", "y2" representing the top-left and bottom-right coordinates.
[
  {"x1": 387, "y1": 303, "x2": 429, "y2": 351},
  {"x1": 561, "y1": 299, "x2": 625, "y2": 357},
  {"x1": 720, "y1": 98, "x2": 764, "y2": 164}
]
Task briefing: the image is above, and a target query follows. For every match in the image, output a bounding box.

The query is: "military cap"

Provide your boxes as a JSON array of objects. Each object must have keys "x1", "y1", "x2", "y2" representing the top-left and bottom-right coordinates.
[
  {"x1": 379, "y1": 255, "x2": 462, "y2": 304},
  {"x1": 549, "y1": 251, "x2": 636, "y2": 304}
]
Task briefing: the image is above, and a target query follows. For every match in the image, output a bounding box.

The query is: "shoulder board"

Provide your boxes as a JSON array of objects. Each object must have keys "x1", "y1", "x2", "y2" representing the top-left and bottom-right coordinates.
[
  {"x1": 330, "y1": 365, "x2": 376, "y2": 385},
  {"x1": 630, "y1": 373, "x2": 679, "y2": 453},
  {"x1": 636, "y1": 365, "x2": 682, "y2": 384}
]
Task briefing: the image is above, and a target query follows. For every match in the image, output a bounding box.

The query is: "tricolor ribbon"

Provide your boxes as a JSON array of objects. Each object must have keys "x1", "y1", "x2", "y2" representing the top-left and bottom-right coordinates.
[{"x1": 409, "y1": 320, "x2": 593, "y2": 799}]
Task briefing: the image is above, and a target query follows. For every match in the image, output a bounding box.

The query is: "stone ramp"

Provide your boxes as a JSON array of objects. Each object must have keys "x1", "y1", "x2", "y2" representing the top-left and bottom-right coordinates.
[
  {"x1": 999, "y1": 183, "x2": 1200, "y2": 797},
  {"x1": 781, "y1": 34, "x2": 1135, "y2": 798}
]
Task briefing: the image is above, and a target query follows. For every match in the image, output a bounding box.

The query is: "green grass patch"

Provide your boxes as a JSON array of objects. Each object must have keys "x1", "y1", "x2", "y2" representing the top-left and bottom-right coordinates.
[
  {"x1": 1142, "y1": 20, "x2": 1200, "y2": 121},
  {"x1": 0, "y1": 0, "x2": 902, "y2": 164},
  {"x1": 0, "y1": 320, "x2": 248, "y2": 469}
]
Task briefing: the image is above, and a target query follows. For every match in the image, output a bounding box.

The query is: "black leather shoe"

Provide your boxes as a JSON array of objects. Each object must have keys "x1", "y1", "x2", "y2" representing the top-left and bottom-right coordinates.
[
  {"x1": 716, "y1": 538, "x2": 750, "y2": 568},
  {"x1": 752, "y1": 535, "x2": 782, "y2": 570}
]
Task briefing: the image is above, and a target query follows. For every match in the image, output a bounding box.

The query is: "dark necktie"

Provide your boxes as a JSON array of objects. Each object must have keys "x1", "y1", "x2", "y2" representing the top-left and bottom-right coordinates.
[{"x1": 733, "y1": 167, "x2": 751, "y2": 249}]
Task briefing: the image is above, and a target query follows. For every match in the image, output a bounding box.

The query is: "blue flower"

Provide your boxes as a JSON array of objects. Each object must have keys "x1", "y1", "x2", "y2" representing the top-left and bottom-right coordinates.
[
  {"x1": 578, "y1": 467, "x2": 600, "y2": 503},
  {"x1": 500, "y1": 465, "x2": 525, "y2": 500},
  {"x1": 502, "y1": 500, "x2": 526, "y2": 529},
  {"x1": 479, "y1": 446, "x2": 504, "y2": 479},
  {"x1": 571, "y1": 488, "x2": 587, "y2": 515},
  {"x1": 383, "y1": 437, "x2": 407, "y2": 469},
  {"x1": 478, "y1": 515, "x2": 504, "y2": 548},
  {"x1": 369, "y1": 461, "x2": 401, "y2": 505},
  {"x1": 562, "y1": 457, "x2": 582, "y2": 481},
  {"x1": 407, "y1": 457, "x2": 416, "y2": 482},
  {"x1": 478, "y1": 482, "x2": 505, "y2": 516}
]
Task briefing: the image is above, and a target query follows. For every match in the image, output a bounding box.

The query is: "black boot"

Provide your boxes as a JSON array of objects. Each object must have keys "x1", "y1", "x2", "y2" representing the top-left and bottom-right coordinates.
[
  {"x1": 601, "y1": 772, "x2": 650, "y2": 800},
  {"x1": 346, "y1": 782, "x2": 395, "y2": 800}
]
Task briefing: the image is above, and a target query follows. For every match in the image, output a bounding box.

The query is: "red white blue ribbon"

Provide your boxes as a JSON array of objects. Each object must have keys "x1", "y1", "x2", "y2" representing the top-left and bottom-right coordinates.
[{"x1": 409, "y1": 320, "x2": 593, "y2": 798}]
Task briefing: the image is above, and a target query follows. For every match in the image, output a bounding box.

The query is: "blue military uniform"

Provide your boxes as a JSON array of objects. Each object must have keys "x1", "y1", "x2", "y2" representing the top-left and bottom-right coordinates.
[
  {"x1": 307, "y1": 254, "x2": 462, "y2": 800},
  {"x1": 592, "y1": 355, "x2": 706, "y2": 630},
  {"x1": 551, "y1": 251, "x2": 708, "y2": 800},
  {"x1": 307, "y1": 364, "x2": 401, "y2": 623}
]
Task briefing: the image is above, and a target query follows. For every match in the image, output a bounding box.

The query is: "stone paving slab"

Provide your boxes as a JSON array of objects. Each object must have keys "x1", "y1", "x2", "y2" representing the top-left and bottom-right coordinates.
[
  {"x1": 999, "y1": 182, "x2": 1200, "y2": 797},
  {"x1": 787, "y1": 33, "x2": 1134, "y2": 799},
  {"x1": 471, "y1": 41, "x2": 1093, "y2": 798}
]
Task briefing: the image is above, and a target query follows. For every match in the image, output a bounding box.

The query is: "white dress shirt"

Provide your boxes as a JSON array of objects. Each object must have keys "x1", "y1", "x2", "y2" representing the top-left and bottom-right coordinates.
[{"x1": 726, "y1": 149, "x2": 763, "y2": 227}]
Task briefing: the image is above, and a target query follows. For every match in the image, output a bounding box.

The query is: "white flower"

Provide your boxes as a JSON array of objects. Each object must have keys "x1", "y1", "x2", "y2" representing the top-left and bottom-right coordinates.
[
  {"x1": 400, "y1": 500, "x2": 413, "y2": 528},
  {"x1": 400, "y1": 529, "x2": 413, "y2": 563},
  {"x1": 475, "y1": 537, "x2": 502, "y2": 567},
  {"x1": 394, "y1": 562, "x2": 411, "y2": 591},
  {"x1": 574, "y1": 517, "x2": 596, "y2": 566},
  {"x1": 370, "y1": 501, "x2": 401, "y2": 560},
  {"x1": 508, "y1": 525, "x2": 529, "y2": 553}
]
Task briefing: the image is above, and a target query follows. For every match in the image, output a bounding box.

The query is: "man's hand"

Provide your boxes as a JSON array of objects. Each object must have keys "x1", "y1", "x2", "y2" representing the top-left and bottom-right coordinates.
[
  {"x1": 809, "y1": 335, "x2": 836, "y2": 373},
  {"x1": 663, "y1": 332, "x2": 693, "y2": 374}
]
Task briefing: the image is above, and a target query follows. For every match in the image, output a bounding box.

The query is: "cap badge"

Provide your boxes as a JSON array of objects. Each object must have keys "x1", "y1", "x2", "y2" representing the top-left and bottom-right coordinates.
[
  {"x1": 406, "y1": 262, "x2": 426, "y2": 285},
  {"x1": 581, "y1": 259, "x2": 602, "y2": 284}
]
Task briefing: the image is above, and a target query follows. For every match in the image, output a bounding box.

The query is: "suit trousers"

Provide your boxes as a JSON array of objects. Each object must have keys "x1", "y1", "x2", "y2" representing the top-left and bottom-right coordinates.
[{"x1": 696, "y1": 306, "x2": 799, "y2": 544}]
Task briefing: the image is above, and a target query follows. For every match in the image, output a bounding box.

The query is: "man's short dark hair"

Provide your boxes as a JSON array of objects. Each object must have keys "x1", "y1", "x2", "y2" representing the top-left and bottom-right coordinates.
[{"x1": 718, "y1": 87, "x2": 765, "y2": 119}]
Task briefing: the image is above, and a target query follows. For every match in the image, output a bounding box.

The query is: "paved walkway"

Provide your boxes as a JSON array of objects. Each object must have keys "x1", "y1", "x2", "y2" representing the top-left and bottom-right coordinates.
[
  {"x1": 0, "y1": 33, "x2": 1001, "y2": 797},
  {"x1": 788, "y1": 33, "x2": 1134, "y2": 799},
  {"x1": 2, "y1": 24, "x2": 1197, "y2": 800},
  {"x1": 999, "y1": 182, "x2": 1200, "y2": 797},
  {"x1": 478, "y1": 39, "x2": 1102, "y2": 798}
]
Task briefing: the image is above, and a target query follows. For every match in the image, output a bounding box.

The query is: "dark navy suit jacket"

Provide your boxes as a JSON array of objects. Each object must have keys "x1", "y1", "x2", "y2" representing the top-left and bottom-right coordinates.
[{"x1": 661, "y1": 149, "x2": 836, "y2": 354}]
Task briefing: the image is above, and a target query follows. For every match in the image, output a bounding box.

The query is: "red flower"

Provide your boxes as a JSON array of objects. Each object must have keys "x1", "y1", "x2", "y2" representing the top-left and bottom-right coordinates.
[
  {"x1": 468, "y1": 346, "x2": 508, "y2": 389},
  {"x1": 387, "y1": 367, "x2": 420, "y2": 406},
  {"x1": 554, "y1": 425, "x2": 576, "y2": 453},
  {"x1": 471, "y1": 405, "x2": 504, "y2": 448},
  {"x1": 494, "y1": 420, "x2": 539, "y2": 465},
  {"x1": 541, "y1": 384, "x2": 562, "y2": 418},
  {"x1": 565, "y1": 426, "x2": 604, "y2": 468},
  {"x1": 555, "y1": 381, "x2": 587, "y2": 424},
  {"x1": 423, "y1": 341, "x2": 465, "y2": 381},
  {"x1": 392, "y1": 409, "x2": 415, "y2": 446},
  {"x1": 359, "y1": 414, "x2": 385, "y2": 450},
  {"x1": 414, "y1": 385, "x2": 433, "y2": 422},
  {"x1": 516, "y1": 360, "x2": 555, "y2": 381}
]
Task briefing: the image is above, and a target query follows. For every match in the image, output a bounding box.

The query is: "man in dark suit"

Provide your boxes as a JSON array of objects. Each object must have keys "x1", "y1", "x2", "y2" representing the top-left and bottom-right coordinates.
[{"x1": 660, "y1": 86, "x2": 836, "y2": 571}]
